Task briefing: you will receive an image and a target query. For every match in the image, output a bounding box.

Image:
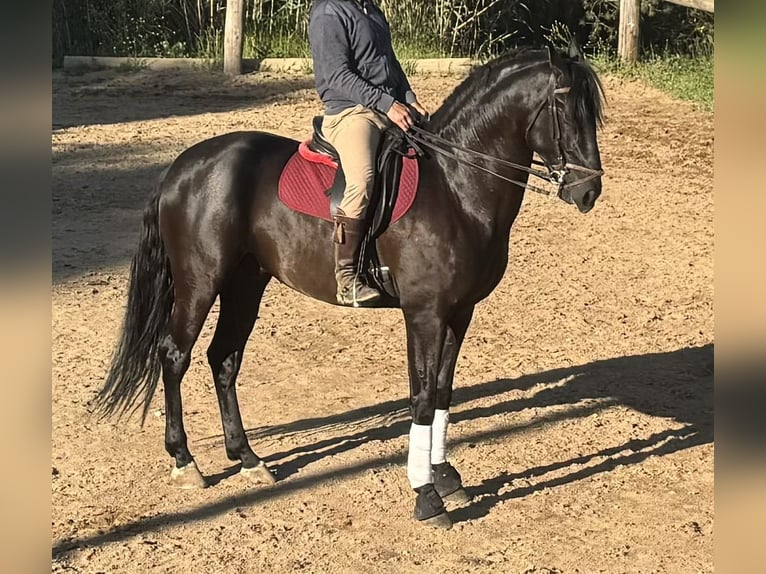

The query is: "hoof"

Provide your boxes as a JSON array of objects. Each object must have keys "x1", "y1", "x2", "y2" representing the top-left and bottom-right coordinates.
[
  {"x1": 414, "y1": 483, "x2": 451, "y2": 529},
  {"x1": 421, "y1": 511, "x2": 453, "y2": 530},
  {"x1": 442, "y1": 487, "x2": 470, "y2": 506},
  {"x1": 169, "y1": 461, "x2": 207, "y2": 489},
  {"x1": 240, "y1": 461, "x2": 276, "y2": 485},
  {"x1": 433, "y1": 462, "x2": 467, "y2": 506}
]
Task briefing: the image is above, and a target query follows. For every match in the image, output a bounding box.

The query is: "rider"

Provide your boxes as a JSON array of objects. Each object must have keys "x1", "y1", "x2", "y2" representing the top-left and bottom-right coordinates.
[{"x1": 308, "y1": 0, "x2": 428, "y2": 307}]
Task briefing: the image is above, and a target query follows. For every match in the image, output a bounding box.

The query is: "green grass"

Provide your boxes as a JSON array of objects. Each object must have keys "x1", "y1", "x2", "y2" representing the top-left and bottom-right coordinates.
[
  {"x1": 244, "y1": 33, "x2": 311, "y2": 60},
  {"x1": 237, "y1": 35, "x2": 447, "y2": 62},
  {"x1": 392, "y1": 41, "x2": 448, "y2": 61},
  {"x1": 594, "y1": 53, "x2": 713, "y2": 112}
]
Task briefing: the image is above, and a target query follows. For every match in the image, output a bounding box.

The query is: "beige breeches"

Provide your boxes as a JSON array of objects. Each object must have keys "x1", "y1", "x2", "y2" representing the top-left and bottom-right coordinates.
[{"x1": 322, "y1": 105, "x2": 389, "y2": 219}]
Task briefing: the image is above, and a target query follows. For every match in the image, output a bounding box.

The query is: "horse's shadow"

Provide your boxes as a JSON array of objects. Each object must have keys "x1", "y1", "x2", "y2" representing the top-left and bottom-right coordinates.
[
  {"x1": 53, "y1": 345, "x2": 713, "y2": 557},
  {"x1": 223, "y1": 344, "x2": 713, "y2": 518}
]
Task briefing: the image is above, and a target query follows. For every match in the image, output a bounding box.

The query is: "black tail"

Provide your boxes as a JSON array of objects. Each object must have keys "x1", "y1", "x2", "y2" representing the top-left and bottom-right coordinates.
[{"x1": 95, "y1": 183, "x2": 173, "y2": 424}]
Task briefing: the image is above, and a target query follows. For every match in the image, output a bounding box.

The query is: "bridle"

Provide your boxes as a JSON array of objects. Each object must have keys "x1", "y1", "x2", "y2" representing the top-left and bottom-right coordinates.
[
  {"x1": 524, "y1": 71, "x2": 604, "y2": 191},
  {"x1": 405, "y1": 63, "x2": 604, "y2": 198}
]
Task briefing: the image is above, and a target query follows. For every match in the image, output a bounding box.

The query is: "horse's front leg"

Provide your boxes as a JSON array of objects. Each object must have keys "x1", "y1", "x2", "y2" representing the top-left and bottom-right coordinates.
[
  {"x1": 403, "y1": 307, "x2": 452, "y2": 529},
  {"x1": 431, "y1": 306, "x2": 474, "y2": 506}
]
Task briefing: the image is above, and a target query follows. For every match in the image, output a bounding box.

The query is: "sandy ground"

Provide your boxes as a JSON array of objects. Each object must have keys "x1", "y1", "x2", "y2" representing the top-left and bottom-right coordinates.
[{"x1": 52, "y1": 65, "x2": 713, "y2": 574}]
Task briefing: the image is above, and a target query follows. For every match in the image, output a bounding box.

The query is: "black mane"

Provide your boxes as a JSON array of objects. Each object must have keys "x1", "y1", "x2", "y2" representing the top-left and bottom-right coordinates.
[
  {"x1": 429, "y1": 48, "x2": 605, "y2": 137},
  {"x1": 569, "y1": 56, "x2": 606, "y2": 128}
]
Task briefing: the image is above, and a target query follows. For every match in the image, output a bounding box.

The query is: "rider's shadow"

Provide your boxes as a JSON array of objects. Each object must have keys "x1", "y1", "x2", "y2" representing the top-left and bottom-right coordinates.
[
  {"x1": 241, "y1": 344, "x2": 713, "y2": 499},
  {"x1": 449, "y1": 425, "x2": 706, "y2": 524}
]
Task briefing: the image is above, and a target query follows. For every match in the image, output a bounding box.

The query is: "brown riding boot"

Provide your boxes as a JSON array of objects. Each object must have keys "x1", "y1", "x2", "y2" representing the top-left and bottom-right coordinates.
[{"x1": 333, "y1": 214, "x2": 382, "y2": 307}]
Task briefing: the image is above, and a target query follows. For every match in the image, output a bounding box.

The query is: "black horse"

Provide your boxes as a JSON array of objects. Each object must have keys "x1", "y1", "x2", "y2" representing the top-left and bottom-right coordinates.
[{"x1": 96, "y1": 44, "x2": 605, "y2": 529}]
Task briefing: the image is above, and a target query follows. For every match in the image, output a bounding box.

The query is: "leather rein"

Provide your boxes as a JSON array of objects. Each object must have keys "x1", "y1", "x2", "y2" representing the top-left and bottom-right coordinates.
[{"x1": 405, "y1": 67, "x2": 604, "y2": 198}]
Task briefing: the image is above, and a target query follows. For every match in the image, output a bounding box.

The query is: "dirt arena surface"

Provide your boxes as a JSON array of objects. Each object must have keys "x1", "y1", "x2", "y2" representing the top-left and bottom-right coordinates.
[{"x1": 52, "y1": 65, "x2": 713, "y2": 573}]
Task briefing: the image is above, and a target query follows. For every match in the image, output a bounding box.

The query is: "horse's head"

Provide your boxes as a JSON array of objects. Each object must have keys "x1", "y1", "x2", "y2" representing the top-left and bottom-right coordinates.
[{"x1": 525, "y1": 42, "x2": 605, "y2": 213}]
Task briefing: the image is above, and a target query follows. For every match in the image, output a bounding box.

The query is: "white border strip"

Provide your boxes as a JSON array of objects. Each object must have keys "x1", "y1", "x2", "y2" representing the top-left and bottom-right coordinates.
[{"x1": 62, "y1": 56, "x2": 475, "y2": 75}]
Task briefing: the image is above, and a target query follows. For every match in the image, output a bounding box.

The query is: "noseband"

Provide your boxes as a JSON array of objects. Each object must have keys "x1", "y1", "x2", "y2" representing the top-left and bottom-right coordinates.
[{"x1": 406, "y1": 64, "x2": 604, "y2": 197}]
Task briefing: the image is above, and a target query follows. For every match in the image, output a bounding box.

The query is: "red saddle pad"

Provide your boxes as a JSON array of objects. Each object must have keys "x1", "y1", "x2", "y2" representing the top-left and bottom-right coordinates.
[{"x1": 278, "y1": 141, "x2": 419, "y2": 223}]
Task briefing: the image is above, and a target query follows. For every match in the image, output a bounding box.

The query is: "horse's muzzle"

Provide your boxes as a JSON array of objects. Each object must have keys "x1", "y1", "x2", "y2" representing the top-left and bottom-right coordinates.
[
  {"x1": 561, "y1": 177, "x2": 601, "y2": 213},
  {"x1": 575, "y1": 188, "x2": 599, "y2": 213}
]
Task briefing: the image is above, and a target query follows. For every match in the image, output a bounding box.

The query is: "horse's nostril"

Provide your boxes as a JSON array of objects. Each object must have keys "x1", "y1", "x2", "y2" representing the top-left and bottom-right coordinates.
[
  {"x1": 575, "y1": 189, "x2": 599, "y2": 213},
  {"x1": 583, "y1": 189, "x2": 599, "y2": 207}
]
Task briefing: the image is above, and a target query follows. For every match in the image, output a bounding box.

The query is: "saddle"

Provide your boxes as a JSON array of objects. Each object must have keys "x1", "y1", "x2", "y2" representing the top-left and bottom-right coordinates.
[
  {"x1": 308, "y1": 115, "x2": 414, "y2": 240},
  {"x1": 279, "y1": 116, "x2": 421, "y2": 299}
]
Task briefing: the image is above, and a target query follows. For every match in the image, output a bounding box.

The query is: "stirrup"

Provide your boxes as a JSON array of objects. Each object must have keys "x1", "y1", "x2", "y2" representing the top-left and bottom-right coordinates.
[{"x1": 337, "y1": 279, "x2": 381, "y2": 307}]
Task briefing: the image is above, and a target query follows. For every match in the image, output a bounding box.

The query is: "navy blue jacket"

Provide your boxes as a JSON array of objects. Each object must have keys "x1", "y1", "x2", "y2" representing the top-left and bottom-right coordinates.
[{"x1": 309, "y1": 0, "x2": 416, "y2": 115}]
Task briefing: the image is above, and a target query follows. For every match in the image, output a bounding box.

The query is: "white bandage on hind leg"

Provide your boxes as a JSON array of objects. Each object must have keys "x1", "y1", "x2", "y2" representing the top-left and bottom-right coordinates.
[
  {"x1": 407, "y1": 423, "x2": 433, "y2": 488},
  {"x1": 431, "y1": 409, "x2": 449, "y2": 465}
]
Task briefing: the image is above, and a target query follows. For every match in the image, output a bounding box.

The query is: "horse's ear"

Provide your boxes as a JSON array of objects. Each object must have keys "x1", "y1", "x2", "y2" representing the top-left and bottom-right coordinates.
[
  {"x1": 546, "y1": 44, "x2": 564, "y2": 70},
  {"x1": 568, "y1": 37, "x2": 583, "y2": 61}
]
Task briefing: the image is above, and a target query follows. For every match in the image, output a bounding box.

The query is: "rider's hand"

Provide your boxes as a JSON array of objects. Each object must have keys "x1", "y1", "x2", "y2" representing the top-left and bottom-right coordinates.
[{"x1": 387, "y1": 101, "x2": 415, "y2": 132}]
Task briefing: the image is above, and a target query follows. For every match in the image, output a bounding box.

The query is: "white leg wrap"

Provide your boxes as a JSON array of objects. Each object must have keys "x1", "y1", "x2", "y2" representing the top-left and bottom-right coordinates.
[
  {"x1": 407, "y1": 423, "x2": 433, "y2": 488},
  {"x1": 431, "y1": 409, "x2": 449, "y2": 465}
]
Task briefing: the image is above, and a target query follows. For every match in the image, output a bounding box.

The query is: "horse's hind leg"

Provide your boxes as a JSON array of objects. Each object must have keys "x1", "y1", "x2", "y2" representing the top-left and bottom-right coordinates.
[
  {"x1": 161, "y1": 279, "x2": 218, "y2": 489},
  {"x1": 207, "y1": 256, "x2": 275, "y2": 485}
]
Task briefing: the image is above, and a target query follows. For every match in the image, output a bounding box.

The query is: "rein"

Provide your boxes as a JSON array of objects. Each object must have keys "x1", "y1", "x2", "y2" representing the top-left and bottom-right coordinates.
[
  {"x1": 407, "y1": 126, "x2": 561, "y2": 197},
  {"x1": 405, "y1": 66, "x2": 604, "y2": 198}
]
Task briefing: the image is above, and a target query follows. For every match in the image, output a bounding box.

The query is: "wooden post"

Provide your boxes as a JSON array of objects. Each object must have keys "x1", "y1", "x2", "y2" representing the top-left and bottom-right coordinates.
[
  {"x1": 223, "y1": 0, "x2": 245, "y2": 75},
  {"x1": 618, "y1": 0, "x2": 640, "y2": 64}
]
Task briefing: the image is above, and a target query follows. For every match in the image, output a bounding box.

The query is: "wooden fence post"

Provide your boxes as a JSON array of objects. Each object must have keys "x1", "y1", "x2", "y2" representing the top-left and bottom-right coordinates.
[
  {"x1": 224, "y1": 0, "x2": 245, "y2": 75},
  {"x1": 618, "y1": 0, "x2": 713, "y2": 64},
  {"x1": 618, "y1": 0, "x2": 640, "y2": 64}
]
